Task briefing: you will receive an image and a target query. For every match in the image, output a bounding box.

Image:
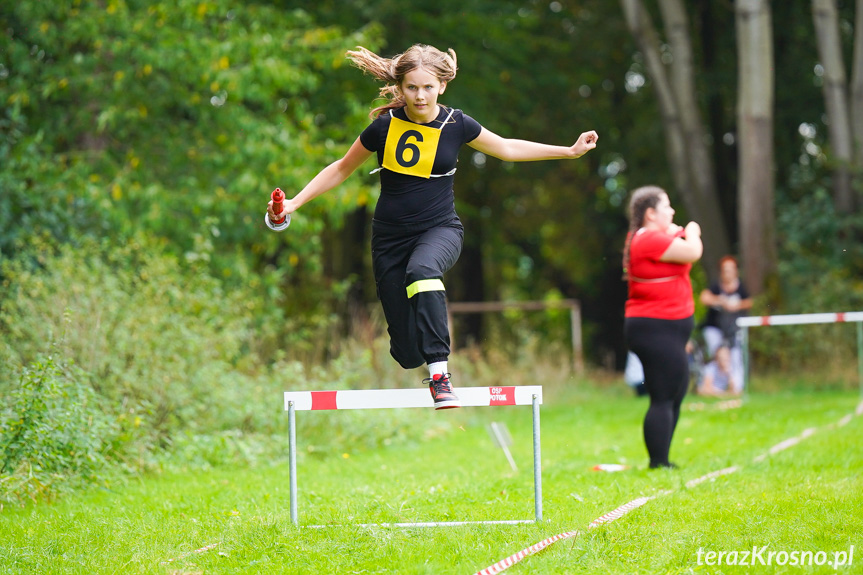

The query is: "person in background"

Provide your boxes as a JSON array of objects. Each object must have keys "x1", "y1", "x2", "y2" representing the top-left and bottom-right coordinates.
[
  {"x1": 699, "y1": 255, "x2": 751, "y2": 390},
  {"x1": 699, "y1": 255, "x2": 752, "y2": 355},
  {"x1": 623, "y1": 186, "x2": 702, "y2": 469},
  {"x1": 268, "y1": 44, "x2": 598, "y2": 409},
  {"x1": 697, "y1": 344, "x2": 742, "y2": 397}
]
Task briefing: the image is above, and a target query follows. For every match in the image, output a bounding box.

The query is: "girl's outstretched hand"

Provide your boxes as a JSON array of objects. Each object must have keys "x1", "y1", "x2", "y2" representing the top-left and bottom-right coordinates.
[
  {"x1": 267, "y1": 197, "x2": 293, "y2": 222},
  {"x1": 571, "y1": 130, "x2": 599, "y2": 158}
]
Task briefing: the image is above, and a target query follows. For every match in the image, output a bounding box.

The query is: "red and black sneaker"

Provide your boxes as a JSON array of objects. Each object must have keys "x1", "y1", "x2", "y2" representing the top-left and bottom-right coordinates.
[{"x1": 424, "y1": 373, "x2": 461, "y2": 410}]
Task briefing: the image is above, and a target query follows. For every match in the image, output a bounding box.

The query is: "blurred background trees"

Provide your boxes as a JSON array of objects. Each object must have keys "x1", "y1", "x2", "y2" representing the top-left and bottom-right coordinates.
[{"x1": 4, "y1": 0, "x2": 863, "y2": 367}]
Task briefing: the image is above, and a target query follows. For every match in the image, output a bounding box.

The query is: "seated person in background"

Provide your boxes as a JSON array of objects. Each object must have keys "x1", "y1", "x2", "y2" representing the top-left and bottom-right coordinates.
[
  {"x1": 686, "y1": 338, "x2": 704, "y2": 391},
  {"x1": 699, "y1": 255, "x2": 753, "y2": 356},
  {"x1": 697, "y1": 345, "x2": 742, "y2": 397}
]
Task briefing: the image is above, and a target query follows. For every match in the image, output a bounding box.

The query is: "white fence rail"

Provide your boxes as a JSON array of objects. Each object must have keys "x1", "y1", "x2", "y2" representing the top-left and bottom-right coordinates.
[{"x1": 736, "y1": 312, "x2": 863, "y2": 395}]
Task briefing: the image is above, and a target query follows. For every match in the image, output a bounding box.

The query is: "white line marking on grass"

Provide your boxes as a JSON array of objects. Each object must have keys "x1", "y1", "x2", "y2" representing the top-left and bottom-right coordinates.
[
  {"x1": 685, "y1": 466, "x2": 740, "y2": 488},
  {"x1": 160, "y1": 542, "x2": 219, "y2": 565},
  {"x1": 472, "y1": 402, "x2": 862, "y2": 574},
  {"x1": 752, "y1": 426, "x2": 818, "y2": 463}
]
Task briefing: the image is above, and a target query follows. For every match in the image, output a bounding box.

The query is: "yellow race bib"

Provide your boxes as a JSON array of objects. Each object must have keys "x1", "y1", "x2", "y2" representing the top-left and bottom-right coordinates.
[{"x1": 381, "y1": 116, "x2": 442, "y2": 179}]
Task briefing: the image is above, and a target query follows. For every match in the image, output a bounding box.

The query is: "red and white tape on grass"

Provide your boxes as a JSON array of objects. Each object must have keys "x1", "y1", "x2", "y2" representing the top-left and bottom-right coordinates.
[
  {"x1": 474, "y1": 530, "x2": 581, "y2": 575},
  {"x1": 472, "y1": 402, "x2": 863, "y2": 575},
  {"x1": 473, "y1": 494, "x2": 667, "y2": 575},
  {"x1": 586, "y1": 492, "x2": 669, "y2": 529}
]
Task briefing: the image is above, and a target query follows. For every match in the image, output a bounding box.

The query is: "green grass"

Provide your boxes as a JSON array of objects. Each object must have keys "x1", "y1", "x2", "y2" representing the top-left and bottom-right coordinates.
[{"x1": 1, "y1": 385, "x2": 861, "y2": 574}]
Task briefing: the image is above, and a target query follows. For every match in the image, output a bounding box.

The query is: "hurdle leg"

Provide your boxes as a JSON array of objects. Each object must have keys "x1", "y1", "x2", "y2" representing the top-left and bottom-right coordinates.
[
  {"x1": 857, "y1": 321, "x2": 863, "y2": 400},
  {"x1": 532, "y1": 394, "x2": 543, "y2": 523},
  {"x1": 289, "y1": 401, "x2": 298, "y2": 526},
  {"x1": 741, "y1": 326, "x2": 750, "y2": 400}
]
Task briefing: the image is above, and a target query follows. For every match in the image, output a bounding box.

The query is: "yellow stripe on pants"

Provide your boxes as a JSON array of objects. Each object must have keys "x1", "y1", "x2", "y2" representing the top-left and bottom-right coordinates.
[{"x1": 406, "y1": 278, "x2": 445, "y2": 299}]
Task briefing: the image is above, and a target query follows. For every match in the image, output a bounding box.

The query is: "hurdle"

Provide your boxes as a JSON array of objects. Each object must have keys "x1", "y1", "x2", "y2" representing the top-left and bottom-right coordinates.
[
  {"x1": 283, "y1": 386, "x2": 544, "y2": 527},
  {"x1": 737, "y1": 311, "x2": 863, "y2": 397}
]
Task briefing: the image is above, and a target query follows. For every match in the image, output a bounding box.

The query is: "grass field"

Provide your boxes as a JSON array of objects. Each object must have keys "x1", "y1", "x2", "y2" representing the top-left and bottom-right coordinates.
[{"x1": 1, "y1": 384, "x2": 861, "y2": 574}]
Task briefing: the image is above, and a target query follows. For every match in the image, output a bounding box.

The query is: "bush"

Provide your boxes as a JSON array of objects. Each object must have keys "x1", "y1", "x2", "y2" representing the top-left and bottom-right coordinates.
[
  {"x1": 745, "y1": 187, "x2": 863, "y2": 381},
  {"x1": 0, "y1": 237, "x2": 273, "y2": 437},
  {"x1": 0, "y1": 238, "x2": 445, "y2": 492},
  {"x1": 0, "y1": 356, "x2": 117, "y2": 504}
]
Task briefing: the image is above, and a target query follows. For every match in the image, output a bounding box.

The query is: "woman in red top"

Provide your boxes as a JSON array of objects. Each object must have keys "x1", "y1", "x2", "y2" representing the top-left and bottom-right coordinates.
[{"x1": 623, "y1": 186, "x2": 702, "y2": 469}]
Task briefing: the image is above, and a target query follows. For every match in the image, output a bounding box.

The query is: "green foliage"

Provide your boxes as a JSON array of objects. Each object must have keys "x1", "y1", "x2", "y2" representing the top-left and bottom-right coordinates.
[
  {"x1": 6, "y1": 0, "x2": 863, "y2": 373},
  {"x1": 0, "y1": 239, "x2": 441, "y2": 492},
  {"x1": 1, "y1": 0, "x2": 380, "y2": 283},
  {"x1": 0, "y1": 238, "x2": 275, "y2": 437},
  {"x1": 775, "y1": 187, "x2": 863, "y2": 303},
  {"x1": 0, "y1": 108, "x2": 111, "y2": 260},
  {"x1": 0, "y1": 357, "x2": 117, "y2": 504},
  {"x1": 746, "y1": 186, "x2": 863, "y2": 372}
]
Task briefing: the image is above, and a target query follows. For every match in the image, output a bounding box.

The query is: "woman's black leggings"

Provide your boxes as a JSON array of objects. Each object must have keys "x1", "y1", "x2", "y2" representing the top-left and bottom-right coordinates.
[{"x1": 624, "y1": 315, "x2": 694, "y2": 467}]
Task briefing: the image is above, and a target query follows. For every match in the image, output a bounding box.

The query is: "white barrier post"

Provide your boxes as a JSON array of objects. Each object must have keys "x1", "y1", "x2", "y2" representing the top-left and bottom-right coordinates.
[
  {"x1": 284, "y1": 385, "x2": 544, "y2": 527},
  {"x1": 737, "y1": 312, "x2": 863, "y2": 397}
]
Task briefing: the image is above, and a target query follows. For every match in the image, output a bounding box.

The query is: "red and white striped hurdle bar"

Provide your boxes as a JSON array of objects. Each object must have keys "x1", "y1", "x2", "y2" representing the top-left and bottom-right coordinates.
[
  {"x1": 284, "y1": 385, "x2": 543, "y2": 411},
  {"x1": 284, "y1": 385, "x2": 545, "y2": 527},
  {"x1": 736, "y1": 311, "x2": 863, "y2": 397}
]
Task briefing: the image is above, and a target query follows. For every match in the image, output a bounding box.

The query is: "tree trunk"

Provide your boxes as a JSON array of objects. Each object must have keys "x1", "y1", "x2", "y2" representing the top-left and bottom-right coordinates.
[
  {"x1": 736, "y1": 0, "x2": 776, "y2": 295},
  {"x1": 812, "y1": 0, "x2": 855, "y2": 212},
  {"x1": 851, "y1": 0, "x2": 863, "y2": 175},
  {"x1": 659, "y1": 0, "x2": 732, "y2": 277},
  {"x1": 621, "y1": 0, "x2": 730, "y2": 282}
]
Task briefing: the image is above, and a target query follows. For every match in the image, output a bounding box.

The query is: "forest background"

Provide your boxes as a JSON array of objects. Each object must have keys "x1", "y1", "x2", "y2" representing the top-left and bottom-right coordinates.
[{"x1": 2, "y1": 0, "x2": 863, "y2": 503}]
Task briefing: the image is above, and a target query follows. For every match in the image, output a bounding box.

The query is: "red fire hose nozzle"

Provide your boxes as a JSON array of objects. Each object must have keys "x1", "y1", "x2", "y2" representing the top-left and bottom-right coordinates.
[{"x1": 266, "y1": 188, "x2": 291, "y2": 231}]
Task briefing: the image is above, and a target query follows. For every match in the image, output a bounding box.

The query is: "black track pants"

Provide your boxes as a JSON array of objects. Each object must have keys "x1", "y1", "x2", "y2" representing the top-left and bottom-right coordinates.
[
  {"x1": 624, "y1": 315, "x2": 694, "y2": 467},
  {"x1": 372, "y1": 217, "x2": 464, "y2": 369}
]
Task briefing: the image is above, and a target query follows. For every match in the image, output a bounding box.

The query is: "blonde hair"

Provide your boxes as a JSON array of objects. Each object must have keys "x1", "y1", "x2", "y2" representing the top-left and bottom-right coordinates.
[
  {"x1": 346, "y1": 44, "x2": 458, "y2": 118},
  {"x1": 622, "y1": 186, "x2": 667, "y2": 280}
]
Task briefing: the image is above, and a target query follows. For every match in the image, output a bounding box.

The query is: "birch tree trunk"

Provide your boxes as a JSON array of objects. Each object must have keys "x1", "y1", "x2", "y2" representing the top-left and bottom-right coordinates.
[
  {"x1": 812, "y1": 0, "x2": 855, "y2": 212},
  {"x1": 736, "y1": 0, "x2": 776, "y2": 295},
  {"x1": 621, "y1": 0, "x2": 730, "y2": 281}
]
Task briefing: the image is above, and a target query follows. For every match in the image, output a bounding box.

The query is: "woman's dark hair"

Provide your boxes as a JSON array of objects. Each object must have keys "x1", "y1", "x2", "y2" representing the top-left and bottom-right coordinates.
[{"x1": 622, "y1": 186, "x2": 666, "y2": 280}]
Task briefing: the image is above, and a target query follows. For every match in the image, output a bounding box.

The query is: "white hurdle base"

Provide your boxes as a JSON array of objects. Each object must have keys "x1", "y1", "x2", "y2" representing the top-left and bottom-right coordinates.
[
  {"x1": 306, "y1": 519, "x2": 535, "y2": 529},
  {"x1": 284, "y1": 386, "x2": 544, "y2": 527}
]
